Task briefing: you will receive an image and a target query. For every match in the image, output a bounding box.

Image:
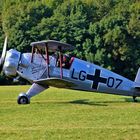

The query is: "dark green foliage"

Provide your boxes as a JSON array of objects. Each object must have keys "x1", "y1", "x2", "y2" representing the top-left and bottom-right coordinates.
[
  {"x1": 0, "y1": 0, "x2": 140, "y2": 84},
  {"x1": 2, "y1": 1, "x2": 53, "y2": 52},
  {"x1": 88, "y1": 1, "x2": 140, "y2": 79}
]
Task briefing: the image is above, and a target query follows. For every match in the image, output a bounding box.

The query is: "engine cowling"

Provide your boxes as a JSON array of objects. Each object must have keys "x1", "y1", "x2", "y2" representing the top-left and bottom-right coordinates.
[{"x1": 3, "y1": 49, "x2": 21, "y2": 77}]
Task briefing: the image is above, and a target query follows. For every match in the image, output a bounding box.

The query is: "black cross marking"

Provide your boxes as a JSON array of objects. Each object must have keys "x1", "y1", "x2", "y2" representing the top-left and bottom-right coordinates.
[{"x1": 87, "y1": 69, "x2": 107, "y2": 90}]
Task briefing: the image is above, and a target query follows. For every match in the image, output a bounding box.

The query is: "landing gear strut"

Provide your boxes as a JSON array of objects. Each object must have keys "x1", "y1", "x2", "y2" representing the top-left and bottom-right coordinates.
[{"x1": 133, "y1": 96, "x2": 137, "y2": 102}]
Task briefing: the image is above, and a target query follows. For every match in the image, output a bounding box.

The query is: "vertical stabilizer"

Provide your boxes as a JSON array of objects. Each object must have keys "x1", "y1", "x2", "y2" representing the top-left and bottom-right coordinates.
[{"x1": 135, "y1": 68, "x2": 140, "y2": 84}]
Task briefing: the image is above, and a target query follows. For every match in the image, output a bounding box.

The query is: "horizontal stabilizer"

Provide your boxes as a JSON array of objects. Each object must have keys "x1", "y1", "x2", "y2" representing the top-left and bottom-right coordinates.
[
  {"x1": 34, "y1": 78, "x2": 75, "y2": 88},
  {"x1": 134, "y1": 83, "x2": 140, "y2": 89}
]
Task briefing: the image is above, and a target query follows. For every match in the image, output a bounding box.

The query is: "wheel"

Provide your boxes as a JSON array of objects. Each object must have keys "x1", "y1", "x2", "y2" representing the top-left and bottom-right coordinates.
[
  {"x1": 17, "y1": 93, "x2": 30, "y2": 104},
  {"x1": 133, "y1": 96, "x2": 137, "y2": 102}
]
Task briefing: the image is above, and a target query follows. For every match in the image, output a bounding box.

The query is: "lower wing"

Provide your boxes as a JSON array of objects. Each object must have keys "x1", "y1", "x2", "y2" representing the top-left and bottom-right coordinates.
[{"x1": 34, "y1": 78, "x2": 75, "y2": 88}]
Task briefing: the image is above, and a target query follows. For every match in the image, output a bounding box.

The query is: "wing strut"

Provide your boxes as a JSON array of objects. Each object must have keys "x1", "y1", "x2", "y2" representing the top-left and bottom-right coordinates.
[
  {"x1": 45, "y1": 46, "x2": 50, "y2": 78},
  {"x1": 59, "y1": 46, "x2": 63, "y2": 79},
  {"x1": 31, "y1": 46, "x2": 34, "y2": 63}
]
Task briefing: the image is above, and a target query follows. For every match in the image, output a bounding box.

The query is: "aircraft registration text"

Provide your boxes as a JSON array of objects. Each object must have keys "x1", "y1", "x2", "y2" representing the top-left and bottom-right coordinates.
[{"x1": 71, "y1": 68, "x2": 123, "y2": 90}]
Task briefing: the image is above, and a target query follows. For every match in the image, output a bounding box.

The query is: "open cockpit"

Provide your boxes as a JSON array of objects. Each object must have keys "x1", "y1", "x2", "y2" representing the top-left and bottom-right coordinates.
[{"x1": 29, "y1": 40, "x2": 75, "y2": 80}]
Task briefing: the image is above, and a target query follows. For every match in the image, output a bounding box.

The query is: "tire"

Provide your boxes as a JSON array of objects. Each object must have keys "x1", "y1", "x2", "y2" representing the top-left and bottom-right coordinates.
[{"x1": 17, "y1": 93, "x2": 30, "y2": 104}]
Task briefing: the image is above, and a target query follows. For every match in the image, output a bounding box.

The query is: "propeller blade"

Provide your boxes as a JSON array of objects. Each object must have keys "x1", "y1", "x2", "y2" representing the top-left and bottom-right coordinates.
[{"x1": 0, "y1": 36, "x2": 8, "y2": 71}]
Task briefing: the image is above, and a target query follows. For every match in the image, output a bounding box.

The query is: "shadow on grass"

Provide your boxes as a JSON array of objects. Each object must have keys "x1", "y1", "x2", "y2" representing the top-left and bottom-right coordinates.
[
  {"x1": 124, "y1": 97, "x2": 140, "y2": 103},
  {"x1": 33, "y1": 99, "x2": 107, "y2": 106},
  {"x1": 69, "y1": 98, "x2": 137, "y2": 106},
  {"x1": 69, "y1": 99, "x2": 108, "y2": 106},
  {"x1": 33, "y1": 98, "x2": 140, "y2": 106}
]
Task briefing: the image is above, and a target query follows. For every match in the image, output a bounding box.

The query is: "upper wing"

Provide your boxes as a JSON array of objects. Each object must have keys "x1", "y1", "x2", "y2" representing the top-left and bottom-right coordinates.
[
  {"x1": 31, "y1": 40, "x2": 74, "y2": 52},
  {"x1": 34, "y1": 78, "x2": 76, "y2": 88}
]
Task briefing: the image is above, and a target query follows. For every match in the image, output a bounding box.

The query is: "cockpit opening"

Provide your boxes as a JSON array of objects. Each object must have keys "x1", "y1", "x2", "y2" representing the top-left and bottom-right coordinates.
[{"x1": 56, "y1": 54, "x2": 74, "y2": 69}]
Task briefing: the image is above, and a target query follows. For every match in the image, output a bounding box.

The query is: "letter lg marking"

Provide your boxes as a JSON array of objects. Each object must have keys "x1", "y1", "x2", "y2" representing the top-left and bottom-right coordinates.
[{"x1": 71, "y1": 69, "x2": 86, "y2": 81}]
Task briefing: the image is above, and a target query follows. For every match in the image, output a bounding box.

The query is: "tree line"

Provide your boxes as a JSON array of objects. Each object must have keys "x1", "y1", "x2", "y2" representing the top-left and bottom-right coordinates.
[{"x1": 0, "y1": 0, "x2": 140, "y2": 84}]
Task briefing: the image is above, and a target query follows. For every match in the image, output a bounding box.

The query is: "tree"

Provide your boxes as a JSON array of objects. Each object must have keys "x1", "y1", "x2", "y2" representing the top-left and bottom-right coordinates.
[
  {"x1": 2, "y1": 1, "x2": 52, "y2": 52},
  {"x1": 88, "y1": 1, "x2": 140, "y2": 79},
  {"x1": 35, "y1": 0, "x2": 89, "y2": 58},
  {"x1": 0, "y1": 0, "x2": 140, "y2": 84}
]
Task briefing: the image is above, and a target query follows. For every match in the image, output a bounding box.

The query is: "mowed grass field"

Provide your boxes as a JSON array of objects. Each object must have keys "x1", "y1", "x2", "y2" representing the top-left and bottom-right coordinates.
[{"x1": 0, "y1": 86, "x2": 140, "y2": 140}]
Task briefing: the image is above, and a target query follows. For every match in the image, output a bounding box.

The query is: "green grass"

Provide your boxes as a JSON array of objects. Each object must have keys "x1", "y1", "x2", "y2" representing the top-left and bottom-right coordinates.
[{"x1": 0, "y1": 86, "x2": 140, "y2": 140}]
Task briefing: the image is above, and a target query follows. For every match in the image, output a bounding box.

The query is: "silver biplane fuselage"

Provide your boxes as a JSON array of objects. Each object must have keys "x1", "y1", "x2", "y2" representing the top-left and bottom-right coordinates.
[
  {"x1": 1, "y1": 39, "x2": 140, "y2": 104},
  {"x1": 18, "y1": 53, "x2": 135, "y2": 95}
]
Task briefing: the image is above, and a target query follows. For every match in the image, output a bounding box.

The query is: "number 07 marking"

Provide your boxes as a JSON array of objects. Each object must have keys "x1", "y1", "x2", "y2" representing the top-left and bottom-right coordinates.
[{"x1": 107, "y1": 77, "x2": 123, "y2": 89}]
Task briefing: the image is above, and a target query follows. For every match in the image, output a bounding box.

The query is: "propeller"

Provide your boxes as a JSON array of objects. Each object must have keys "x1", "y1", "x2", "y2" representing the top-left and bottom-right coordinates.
[{"x1": 0, "y1": 37, "x2": 8, "y2": 72}]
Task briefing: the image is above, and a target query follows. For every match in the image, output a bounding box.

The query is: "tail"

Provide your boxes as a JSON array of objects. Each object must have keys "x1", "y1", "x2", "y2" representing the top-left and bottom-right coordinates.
[
  {"x1": 135, "y1": 68, "x2": 140, "y2": 83},
  {"x1": 134, "y1": 68, "x2": 140, "y2": 88}
]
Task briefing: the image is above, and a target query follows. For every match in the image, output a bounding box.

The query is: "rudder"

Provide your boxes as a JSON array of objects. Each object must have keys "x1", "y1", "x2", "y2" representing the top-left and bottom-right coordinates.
[{"x1": 135, "y1": 68, "x2": 140, "y2": 84}]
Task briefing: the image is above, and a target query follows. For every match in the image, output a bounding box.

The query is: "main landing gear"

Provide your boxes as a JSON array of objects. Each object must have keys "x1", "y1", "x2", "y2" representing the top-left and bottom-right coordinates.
[
  {"x1": 133, "y1": 96, "x2": 137, "y2": 102},
  {"x1": 17, "y1": 83, "x2": 47, "y2": 105}
]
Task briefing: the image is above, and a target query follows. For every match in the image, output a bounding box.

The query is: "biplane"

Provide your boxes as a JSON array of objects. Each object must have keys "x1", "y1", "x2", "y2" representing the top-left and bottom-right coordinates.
[{"x1": 0, "y1": 37, "x2": 140, "y2": 104}]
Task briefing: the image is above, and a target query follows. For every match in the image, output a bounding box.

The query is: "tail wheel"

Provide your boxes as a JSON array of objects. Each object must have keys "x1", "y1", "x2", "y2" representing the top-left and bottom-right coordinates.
[{"x1": 133, "y1": 96, "x2": 137, "y2": 102}]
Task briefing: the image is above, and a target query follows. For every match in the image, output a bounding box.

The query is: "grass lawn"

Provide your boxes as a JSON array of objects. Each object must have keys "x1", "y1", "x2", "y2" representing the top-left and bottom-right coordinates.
[{"x1": 0, "y1": 86, "x2": 140, "y2": 140}]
